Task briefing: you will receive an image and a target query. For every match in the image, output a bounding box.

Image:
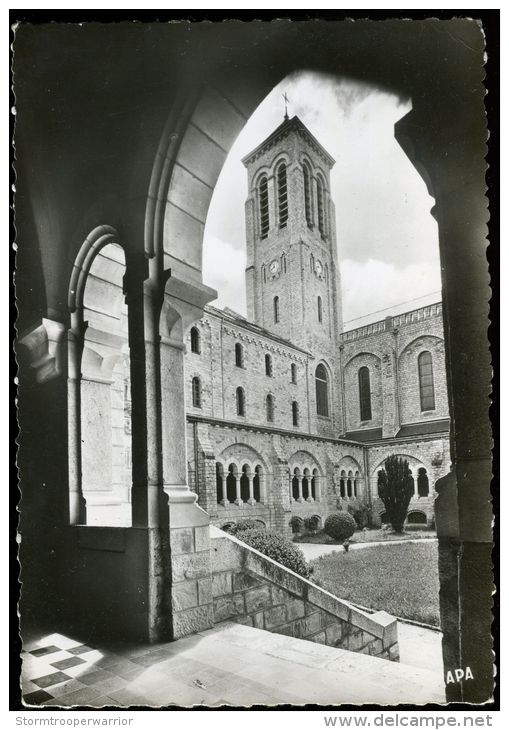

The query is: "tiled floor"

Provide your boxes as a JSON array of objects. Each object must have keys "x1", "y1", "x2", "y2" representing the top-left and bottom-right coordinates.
[{"x1": 20, "y1": 623, "x2": 446, "y2": 708}]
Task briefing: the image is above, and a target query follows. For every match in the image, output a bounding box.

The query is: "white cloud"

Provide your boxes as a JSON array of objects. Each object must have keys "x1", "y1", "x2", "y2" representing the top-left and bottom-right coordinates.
[
  {"x1": 202, "y1": 234, "x2": 246, "y2": 314},
  {"x1": 341, "y1": 258, "x2": 442, "y2": 326},
  {"x1": 203, "y1": 71, "x2": 442, "y2": 325}
]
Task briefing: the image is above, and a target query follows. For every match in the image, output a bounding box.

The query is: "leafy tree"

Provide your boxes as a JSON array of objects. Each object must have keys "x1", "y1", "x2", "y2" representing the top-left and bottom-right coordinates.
[{"x1": 377, "y1": 455, "x2": 414, "y2": 533}]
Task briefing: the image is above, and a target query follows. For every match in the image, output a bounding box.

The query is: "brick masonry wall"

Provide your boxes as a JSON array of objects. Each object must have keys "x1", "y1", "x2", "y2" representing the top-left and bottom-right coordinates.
[
  {"x1": 397, "y1": 333, "x2": 448, "y2": 425},
  {"x1": 340, "y1": 305, "x2": 448, "y2": 435},
  {"x1": 343, "y1": 351, "x2": 384, "y2": 432},
  {"x1": 211, "y1": 529, "x2": 399, "y2": 661},
  {"x1": 185, "y1": 310, "x2": 313, "y2": 432}
]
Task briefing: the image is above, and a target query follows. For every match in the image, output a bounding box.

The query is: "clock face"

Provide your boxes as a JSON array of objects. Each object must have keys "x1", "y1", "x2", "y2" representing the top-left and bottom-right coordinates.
[{"x1": 269, "y1": 259, "x2": 279, "y2": 275}]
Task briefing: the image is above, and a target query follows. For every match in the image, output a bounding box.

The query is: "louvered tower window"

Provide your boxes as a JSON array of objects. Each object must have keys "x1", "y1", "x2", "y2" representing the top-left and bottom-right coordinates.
[
  {"x1": 303, "y1": 162, "x2": 313, "y2": 227},
  {"x1": 317, "y1": 176, "x2": 327, "y2": 238},
  {"x1": 258, "y1": 175, "x2": 269, "y2": 238},
  {"x1": 276, "y1": 162, "x2": 288, "y2": 228}
]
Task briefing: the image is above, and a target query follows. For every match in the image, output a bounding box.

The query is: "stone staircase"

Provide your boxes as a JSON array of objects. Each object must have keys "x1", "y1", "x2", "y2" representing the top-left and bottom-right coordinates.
[
  {"x1": 193, "y1": 622, "x2": 445, "y2": 705},
  {"x1": 210, "y1": 527, "x2": 399, "y2": 661}
]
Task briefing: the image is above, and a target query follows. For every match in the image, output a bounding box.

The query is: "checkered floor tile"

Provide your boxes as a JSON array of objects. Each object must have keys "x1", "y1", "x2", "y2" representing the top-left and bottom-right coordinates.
[{"x1": 22, "y1": 640, "x2": 101, "y2": 706}]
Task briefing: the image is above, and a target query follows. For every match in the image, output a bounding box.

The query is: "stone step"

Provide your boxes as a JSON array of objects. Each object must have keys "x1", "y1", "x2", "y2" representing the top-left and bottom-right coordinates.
[{"x1": 198, "y1": 622, "x2": 445, "y2": 705}]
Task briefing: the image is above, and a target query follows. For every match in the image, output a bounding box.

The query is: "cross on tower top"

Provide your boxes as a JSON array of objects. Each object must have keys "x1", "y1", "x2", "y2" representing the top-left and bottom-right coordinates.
[{"x1": 282, "y1": 92, "x2": 290, "y2": 121}]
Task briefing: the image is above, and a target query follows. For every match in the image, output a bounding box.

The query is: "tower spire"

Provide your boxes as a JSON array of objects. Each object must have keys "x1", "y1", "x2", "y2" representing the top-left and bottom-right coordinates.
[{"x1": 282, "y1": 92, "x2": 289, "y2": 121}]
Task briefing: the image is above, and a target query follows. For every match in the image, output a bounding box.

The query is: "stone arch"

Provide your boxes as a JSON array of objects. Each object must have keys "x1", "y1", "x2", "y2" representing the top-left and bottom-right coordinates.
[
  {"x1": 289, "y1": 515, "x2": 304, "y2": 534},
  {"x1": 288, "y1": 449, "x2": 324, "y2": 476},
  {"x1": 338, "y1": 455, "x2": 363, "y2": 474},
  {"x1": 299, "y1": 151, "x2": 317, "y2": 173},
  {"x1": 270, "y1": 151, "x2": 292, "y2": 175},
  {"x1": 407, "y1": 510, "x2": 428, "y2": 525},
  {"x1": 251, "y1": 165, "x2": 274, "y2": 192},
  {"x1": 398, "y1": 334, "x2": 444, "y2": 361},
  {"x1": 216, "y1": 442, "x2": 268, "y2": 474},
  {"x1": 370, "y1": 453, "x2": 432, "y2": 501},
  {"x1": 67, "y1": 228, "x2": 132, "y2": 527},
  {"x1": 288, "y1": 450, "x2": 324, "y2": 503},
  {"x1": 337, "y1": 455, "x2": 364, "y2": 501},
  {"x1": 343, "y1": 350, "x2": 383, "y2": 370}
]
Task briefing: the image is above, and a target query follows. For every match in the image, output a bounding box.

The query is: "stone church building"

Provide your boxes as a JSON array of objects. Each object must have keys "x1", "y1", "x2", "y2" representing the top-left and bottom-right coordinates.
[
  {"x1": 182, "y1": 116, "x2": 450, "y2": 535},
  {"x1": 78, "y1": 115, "x2": 450, "y2": 534}
]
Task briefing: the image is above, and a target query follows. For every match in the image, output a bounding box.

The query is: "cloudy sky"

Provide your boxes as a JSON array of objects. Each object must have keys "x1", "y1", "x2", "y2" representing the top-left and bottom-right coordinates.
[{"x1": 203, "y1": 71, "x2": 441, "y2": 328}]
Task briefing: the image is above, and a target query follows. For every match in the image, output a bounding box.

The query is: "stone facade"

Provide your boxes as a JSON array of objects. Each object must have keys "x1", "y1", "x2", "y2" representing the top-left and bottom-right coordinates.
[
  {"x1": 184, "y1": 119, "x2": 451, "y2": 534},
  {"x1": 185, "y1": 303, "x2": 450, "y2": 534}
]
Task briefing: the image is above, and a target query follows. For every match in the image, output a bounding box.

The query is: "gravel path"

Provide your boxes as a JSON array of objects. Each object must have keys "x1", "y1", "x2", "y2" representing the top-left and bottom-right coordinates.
[{"x1": 298, "y1": 537, "x2": 438, "y2": 562}]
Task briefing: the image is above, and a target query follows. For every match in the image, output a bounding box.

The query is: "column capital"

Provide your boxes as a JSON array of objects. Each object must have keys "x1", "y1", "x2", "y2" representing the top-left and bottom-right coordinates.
[{"x1": 19, "y1": 318, "x2": 67, "y2": 383}]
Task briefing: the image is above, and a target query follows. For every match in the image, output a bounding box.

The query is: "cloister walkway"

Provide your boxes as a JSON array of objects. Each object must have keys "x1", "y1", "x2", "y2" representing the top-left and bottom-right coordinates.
[{"x1": 21, "y1": 621, "x2": 445, "y2": 707}]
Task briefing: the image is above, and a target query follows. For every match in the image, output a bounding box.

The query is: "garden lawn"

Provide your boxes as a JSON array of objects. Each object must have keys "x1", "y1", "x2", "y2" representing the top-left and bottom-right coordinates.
[{"x1": 311, "y1": 540, "x2": 440, "y2": 626}]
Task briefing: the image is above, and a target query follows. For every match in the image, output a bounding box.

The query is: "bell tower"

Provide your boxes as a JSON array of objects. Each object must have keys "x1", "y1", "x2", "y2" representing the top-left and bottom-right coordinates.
[{"x1": 242, "y1": 115, "x2": 343, "y2": 360}]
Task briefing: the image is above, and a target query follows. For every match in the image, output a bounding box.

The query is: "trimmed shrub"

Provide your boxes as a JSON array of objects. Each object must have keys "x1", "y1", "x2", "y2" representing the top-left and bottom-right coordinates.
[
  {"x1": 236, "y1": 528, "x2": 310, "y2": 578},
  {"x1": 347, "y1": 504, "x2": 372, "y2": 529},
  {"x1": 289, "y1": 515, "x2": 303, "y2": 534},
  {"x1": 304, "y1": 515, "x2": 321, "y2": 533},
  {"x1": 228, "y1": 519, "x2": 265, "y2": 536},
  {"x1": 323, "y1": 512, "x2": 356, "y2": 542}
]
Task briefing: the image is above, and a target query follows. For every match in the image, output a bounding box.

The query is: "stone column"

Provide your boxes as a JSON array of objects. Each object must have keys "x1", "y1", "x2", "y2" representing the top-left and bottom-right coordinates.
[
  {"x1": 67, "y1": 324, "x2": 87, "y2": 524},
  {"x1": 395, "y1": 53, "x2": 493, "y2": 701},
  {"x1": 297, "y1": 476, "x2": 303, "y2": 502},
  {"x1": 248, "y1": 475, "x2": 256, "y2": 505},
  {"x1": 160, "y1": 274, "x2": 218, "y2": 640},
  {"x1": 219, "y1": 475, "x2": 228, "y2": 506},
  {"x1": 234, "y1": 476, "x2": 242, "y2": 505}
]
